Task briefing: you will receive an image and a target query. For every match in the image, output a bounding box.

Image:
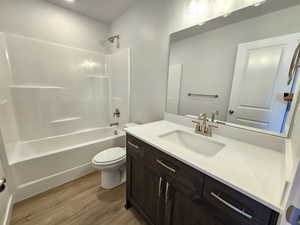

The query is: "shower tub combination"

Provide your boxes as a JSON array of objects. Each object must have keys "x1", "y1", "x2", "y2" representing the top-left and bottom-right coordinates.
[
  {"x1": 0, "y1": 33, "x2": 130, "y2": 202},
  {"x1": 8, "y1": 127, "x2": 124, "y2": 202}
]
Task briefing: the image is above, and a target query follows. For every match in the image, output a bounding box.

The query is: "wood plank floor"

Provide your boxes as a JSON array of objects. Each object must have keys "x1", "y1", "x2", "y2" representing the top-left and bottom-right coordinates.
[{"x1": 10, "y1": 172, "x2": 146, "y2": 225}]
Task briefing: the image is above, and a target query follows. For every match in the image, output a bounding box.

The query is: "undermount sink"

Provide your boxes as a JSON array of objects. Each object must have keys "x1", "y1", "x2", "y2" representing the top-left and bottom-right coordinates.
[{"x1": 159, "y1": 130, "x2": 225, "y2": 157}]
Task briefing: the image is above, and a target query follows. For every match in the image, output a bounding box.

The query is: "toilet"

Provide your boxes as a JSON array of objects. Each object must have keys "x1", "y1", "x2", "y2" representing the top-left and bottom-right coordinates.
[
  {"x1": 92, "y1": 147, "x2": 126, "y2": 189},
  {"x1": 92, "y1": 123, "x2": 139, "y2": 189}
]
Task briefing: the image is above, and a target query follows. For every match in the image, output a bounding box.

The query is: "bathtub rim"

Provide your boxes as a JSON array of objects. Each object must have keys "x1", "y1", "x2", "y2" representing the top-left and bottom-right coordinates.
[
  {"x1": 9, "y1": 128, "x2": 125, "y2": 166},
  {"x1": 19, "y1": 127, "x2": 119, "y2": 144}
]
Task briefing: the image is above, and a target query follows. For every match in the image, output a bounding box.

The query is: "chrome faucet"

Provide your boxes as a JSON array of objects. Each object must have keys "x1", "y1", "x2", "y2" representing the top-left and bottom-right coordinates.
[{"x1": 192, "y1": 113, "x2": 218, "y2": 137}]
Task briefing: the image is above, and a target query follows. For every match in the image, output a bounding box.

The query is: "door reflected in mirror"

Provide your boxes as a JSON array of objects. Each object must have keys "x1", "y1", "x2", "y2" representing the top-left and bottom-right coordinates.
[{"x1": 166, "y1": 1, "x2": 300, "y2": 136}]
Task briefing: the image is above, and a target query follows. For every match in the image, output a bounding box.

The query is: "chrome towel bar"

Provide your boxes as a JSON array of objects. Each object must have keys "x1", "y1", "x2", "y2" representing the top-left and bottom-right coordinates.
[{"x1": 188, "y1": 93, "x2": 219, "y2": 98}]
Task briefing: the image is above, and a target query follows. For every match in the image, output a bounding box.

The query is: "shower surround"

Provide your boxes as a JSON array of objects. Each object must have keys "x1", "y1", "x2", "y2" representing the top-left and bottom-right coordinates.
[{"x1": 0, "y1": 33, "x2": 130, "y2": 201}]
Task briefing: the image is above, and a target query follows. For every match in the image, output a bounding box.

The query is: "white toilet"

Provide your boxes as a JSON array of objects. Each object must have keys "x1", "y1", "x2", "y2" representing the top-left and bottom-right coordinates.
[
  {"x1": 92, "y1": 147, "x2": 126, "y2": 189},
  {"x1": 92, "y1": 123, "x2": 139, "y2": 189}
]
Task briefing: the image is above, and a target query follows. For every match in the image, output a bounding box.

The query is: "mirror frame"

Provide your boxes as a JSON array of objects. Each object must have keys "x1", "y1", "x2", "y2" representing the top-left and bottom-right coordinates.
[{"x1": 165, "y1": 0, "x2": 300, "y2": 138}]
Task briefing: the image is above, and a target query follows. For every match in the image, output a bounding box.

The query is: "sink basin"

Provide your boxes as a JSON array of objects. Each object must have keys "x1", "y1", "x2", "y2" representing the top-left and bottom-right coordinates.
[{"x1": 159, "y1": 130, "x2": 225, "y2": 157}]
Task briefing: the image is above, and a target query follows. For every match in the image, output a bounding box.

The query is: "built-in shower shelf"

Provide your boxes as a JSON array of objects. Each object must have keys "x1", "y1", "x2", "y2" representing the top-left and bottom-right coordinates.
[
  {"x1": 50, "y1": 117, "x2": 81, "y2": 124},
  {"x1": 9, "y1": 85, "x2": 64, "y2": 89},
  {"x1": 0, "y1": 99, "x2": 8, "y2": 105},
  {"x1": 87, "y1": 75, "x2": 110, "y2": 79}
]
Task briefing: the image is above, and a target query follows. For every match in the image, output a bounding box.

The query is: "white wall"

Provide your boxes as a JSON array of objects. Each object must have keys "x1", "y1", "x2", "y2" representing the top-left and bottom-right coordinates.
[
  {"x1": 169, "y1": 5, "x2": 300, "y2": 120},
  {"x1": 109, "y1": 0, "x2": 171, "y2": 123},
  {"x1": 106, "y1": 49, "x2": 131, "y2": 124},
  {"x1": 109, "y1": 0, "x2": 270, "y2": 123},
  {"x1": 0, "y1": 0, "x2": 108, "y2": 52}
]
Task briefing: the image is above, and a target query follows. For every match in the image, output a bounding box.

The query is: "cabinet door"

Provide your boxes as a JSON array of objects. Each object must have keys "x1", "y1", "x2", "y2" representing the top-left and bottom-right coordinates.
[
  {"x1": 127, "y1": 153, "x2": 163, "y2": 225},
  {"x1": 165, "y1": 182, "x2": 244, "y2": 225},
  {"x1": 164, "y1": 183, "x2": 204, "y2": 225}
]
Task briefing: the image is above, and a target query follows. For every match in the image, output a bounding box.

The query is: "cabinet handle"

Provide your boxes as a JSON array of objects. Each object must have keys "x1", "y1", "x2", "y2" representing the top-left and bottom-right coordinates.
[
  {"x1": 158, "y1": 177, "x2": 163, "y2": 197},
  {"x1": 165, "y1": 182, "x2": 170, "y2": 204},
  {"x1": 211, "y1": 192, "x2": 252, "y2": 220},
  {"x1": 128, "y1": 141, "x2": 139, "y2": 149},
  {"x1": 156, "y1": 160, "x2": 176, "y2": 173}
]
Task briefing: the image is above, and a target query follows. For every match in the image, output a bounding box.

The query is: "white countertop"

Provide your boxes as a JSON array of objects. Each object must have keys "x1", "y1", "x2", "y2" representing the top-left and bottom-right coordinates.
[{"x1": 125, "y1": 120, "x2": 286, "y2": 213}]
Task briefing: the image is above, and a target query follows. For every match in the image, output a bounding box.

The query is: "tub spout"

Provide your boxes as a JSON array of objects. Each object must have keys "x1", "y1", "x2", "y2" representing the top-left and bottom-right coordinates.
[{"x1": 110, "y1": 122, "x2": 119, "y2": 127}]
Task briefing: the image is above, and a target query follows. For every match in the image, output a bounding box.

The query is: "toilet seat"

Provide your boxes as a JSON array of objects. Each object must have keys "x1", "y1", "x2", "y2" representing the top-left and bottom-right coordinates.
[{"x1": 92, "y1": 147, "x2": 126, "y2": 166}]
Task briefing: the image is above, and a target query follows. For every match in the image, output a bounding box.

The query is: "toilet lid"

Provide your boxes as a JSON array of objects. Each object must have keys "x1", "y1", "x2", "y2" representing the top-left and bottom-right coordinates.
[{"x1": 93, "y1": 147, "x2": 126, "y2": 164}]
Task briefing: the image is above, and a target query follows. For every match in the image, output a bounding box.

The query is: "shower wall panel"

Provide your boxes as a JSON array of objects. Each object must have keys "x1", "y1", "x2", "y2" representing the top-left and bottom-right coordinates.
[
  {"x1": 0, "y1": 33, "x2": 20, "y2": 159},
  {"x1": 4, "y1": 33, "x2": 110, "y2": 141}
]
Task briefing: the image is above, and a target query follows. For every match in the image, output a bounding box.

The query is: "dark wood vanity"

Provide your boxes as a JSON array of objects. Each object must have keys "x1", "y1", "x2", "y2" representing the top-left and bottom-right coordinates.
[{"x1": 125, "y1": 134, "x2": 279, "y2": 225}]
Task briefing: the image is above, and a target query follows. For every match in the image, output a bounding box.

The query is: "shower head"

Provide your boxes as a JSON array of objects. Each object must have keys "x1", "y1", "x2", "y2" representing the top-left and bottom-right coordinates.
[
  {"x1": 100, "y1": 35, "x2": 120, "y2": 50},
  {"x1": 107, "y1": 35, "x2": 120, "y2": 48},
  {"x1": 108, "y1": 35, "x2": 119, "y2": 43}
]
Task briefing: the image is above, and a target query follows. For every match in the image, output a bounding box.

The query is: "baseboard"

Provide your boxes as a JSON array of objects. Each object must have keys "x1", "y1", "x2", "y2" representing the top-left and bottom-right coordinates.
[
  {"x1": 14, "y1": 162, "x2": 96, "y2": 203},
  {"x1": 2, "y1": 194, "x2": 14, "y2": 225}
]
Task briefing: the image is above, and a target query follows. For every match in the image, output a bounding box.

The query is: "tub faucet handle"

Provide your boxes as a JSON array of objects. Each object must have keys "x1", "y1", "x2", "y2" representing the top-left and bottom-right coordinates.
[{"x1": 113, "y1": 108, "x2": 120, "y2": 119}]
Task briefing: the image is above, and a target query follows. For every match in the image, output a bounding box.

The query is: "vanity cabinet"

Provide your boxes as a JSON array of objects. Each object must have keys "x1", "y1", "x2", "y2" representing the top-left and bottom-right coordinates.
[
  {"x1": 126, "y1": 134, "x2": 162, "y2": 225},
  {"x1": 126, "y1": 134, "x2": 279, "y2": 225}
]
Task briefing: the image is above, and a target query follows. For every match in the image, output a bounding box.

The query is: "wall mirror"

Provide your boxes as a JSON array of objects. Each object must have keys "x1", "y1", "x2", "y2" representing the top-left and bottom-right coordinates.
[{"x1": 166, "y1": 0, "x2": 300, "y2": 137}]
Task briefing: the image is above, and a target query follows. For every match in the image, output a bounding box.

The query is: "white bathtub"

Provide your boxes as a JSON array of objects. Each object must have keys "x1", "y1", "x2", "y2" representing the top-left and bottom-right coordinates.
[{"x1": 9, "y1": 127, "x2": 125, "y2": 202}]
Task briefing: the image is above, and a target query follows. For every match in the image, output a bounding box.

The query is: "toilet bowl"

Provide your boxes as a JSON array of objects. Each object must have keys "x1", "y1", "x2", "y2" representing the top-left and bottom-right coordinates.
[
  {"x1": 92, "y1": 147, "x2": 126, "y2": 189},
  {"x1": 92, "y1": 123, "x2": 139, "y2": 189}
]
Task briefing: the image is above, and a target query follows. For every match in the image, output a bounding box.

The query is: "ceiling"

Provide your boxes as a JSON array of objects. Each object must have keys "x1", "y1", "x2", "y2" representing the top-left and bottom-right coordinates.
[{"x1": 46, "y1": 0, "x2": 137, "y2": 24}]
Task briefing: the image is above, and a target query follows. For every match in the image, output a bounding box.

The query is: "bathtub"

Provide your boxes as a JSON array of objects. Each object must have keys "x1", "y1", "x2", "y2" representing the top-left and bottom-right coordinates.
[{"x1": 9, "y1": 127, "x2": 125, "y2": 202}]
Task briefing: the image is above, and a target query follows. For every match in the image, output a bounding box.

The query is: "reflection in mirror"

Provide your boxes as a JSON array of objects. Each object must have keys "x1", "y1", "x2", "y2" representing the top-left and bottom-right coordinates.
[{"x1": 166, "y1": 0, "x2": 300, "y2": 136}]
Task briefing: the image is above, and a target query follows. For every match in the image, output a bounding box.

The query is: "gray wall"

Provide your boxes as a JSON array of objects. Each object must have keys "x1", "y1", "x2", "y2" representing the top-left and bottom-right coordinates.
[
  {"x1": 109, "y1": 0, "x2": 172, "y2": 123},
  {"x1": 169, "y1": 5, "x2": 300, "y2": 120},
  {"x1": 109, "y1": 0, "x2": 293, "y2": 123},
  {"x1": 0, "y1": 0, "x2": 108, "y2": 52},
  {"x1": 110, "y1": 0, "x2": 300, "y2": 160}
]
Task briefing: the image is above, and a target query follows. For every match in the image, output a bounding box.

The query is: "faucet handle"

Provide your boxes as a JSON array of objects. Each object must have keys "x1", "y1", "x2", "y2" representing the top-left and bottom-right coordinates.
[
  {"x1": 198, "y1": 113, "x2": 207, "y2": 120},
  {"x1": 192, "y1": 120, "x2": 201, "y2": 124},
  {"x1": 211, "y1": 110, "x2": 219, "y2": 122},
  {"x1": 208, "y1": 121, "x2": 218, "y2": 129},
  {"x1": 208, "y1": 123, "x2": 218, "y2": 129}
]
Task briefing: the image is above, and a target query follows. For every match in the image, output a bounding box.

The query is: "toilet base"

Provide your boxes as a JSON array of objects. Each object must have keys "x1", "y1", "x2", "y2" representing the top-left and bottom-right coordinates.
[{"x1": 101, "y1": 167, "x2": 126, "y2": 189}]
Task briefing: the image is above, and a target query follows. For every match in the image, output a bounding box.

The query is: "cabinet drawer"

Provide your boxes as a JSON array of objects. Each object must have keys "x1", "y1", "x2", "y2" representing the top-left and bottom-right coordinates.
[
  {"x1": 203, "y1": 177, "x2": 277, "y2": 225},
  {"x1": 144, "y1": 142, "x2": 205, "y2": 194},
  {"x1": 126, "y1": 134, "x2": 145, "y2": 158},
  {"x1": 126, "y1": 134, "x2": 204, "y2": 193}
]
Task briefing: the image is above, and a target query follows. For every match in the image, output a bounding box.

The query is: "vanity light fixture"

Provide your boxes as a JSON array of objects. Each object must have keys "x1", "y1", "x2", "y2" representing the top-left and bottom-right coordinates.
[
  {"x1": 64, "y1": 0, "x2": 75, "y2": 3},
  {"x1": 253, "y1": 0, "x2": 267, "y2": 7}
]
